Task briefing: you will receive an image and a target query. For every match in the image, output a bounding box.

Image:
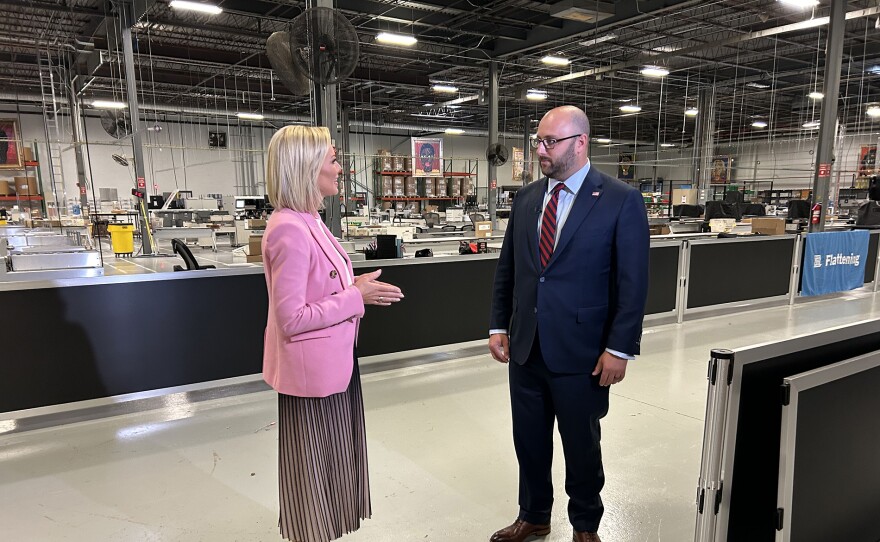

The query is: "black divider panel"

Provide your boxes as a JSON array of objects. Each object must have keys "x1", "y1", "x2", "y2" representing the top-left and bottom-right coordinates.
[
  {"x1": 1, "y1": 274, "x2": 268, "y2": 413},
  {"x1": 688, "y1": 237, "x2": 794, "y2": 309},
  {"x1": 646, "y1": 245, "x2": 679, "y2": 315},
  {"x1": 865, "y1": 231, "x2": 879, "y2": 283},
  {"x1": 726, "y1": 332, "x2": 880, "y2": 541},
  {"x1": 355, "y1": 258, "x2": 497, "y2": 356},
  {"x1": 787, "y1": 361, "x2": 880, "y2": 542}
]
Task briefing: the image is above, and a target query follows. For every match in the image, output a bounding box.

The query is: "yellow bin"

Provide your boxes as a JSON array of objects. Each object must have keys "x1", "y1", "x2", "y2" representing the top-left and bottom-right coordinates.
[{"x1": 107, "y1": 224, "x2": 135, "y2": 256}]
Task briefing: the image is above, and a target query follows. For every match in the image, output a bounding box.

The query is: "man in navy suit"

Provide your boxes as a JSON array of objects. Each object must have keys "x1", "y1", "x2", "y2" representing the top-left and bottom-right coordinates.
[{"x1": 488, "y1": 106, "x2": 649, "y2": 542}]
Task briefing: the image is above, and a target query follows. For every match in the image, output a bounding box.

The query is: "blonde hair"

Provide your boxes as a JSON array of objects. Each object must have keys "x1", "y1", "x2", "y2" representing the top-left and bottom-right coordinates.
[{"x1": 266, "y1": 125, "x2": 331, "y2": 212}]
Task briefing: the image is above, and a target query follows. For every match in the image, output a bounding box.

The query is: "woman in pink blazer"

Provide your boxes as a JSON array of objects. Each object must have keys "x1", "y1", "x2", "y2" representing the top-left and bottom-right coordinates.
[{"x1": 262, "y1": 125, "x2": 403, "y2": 542}]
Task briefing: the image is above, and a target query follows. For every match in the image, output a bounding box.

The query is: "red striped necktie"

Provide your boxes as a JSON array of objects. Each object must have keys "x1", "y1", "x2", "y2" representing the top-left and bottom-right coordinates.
[{"x1": 539, "y1": 182, "x2": 566, "y2": 268}]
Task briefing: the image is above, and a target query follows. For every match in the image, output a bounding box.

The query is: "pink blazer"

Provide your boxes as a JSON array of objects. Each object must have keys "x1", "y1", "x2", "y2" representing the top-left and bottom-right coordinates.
[{"x1": 262, "y1": 208, "x2": 364, "y2": 397}]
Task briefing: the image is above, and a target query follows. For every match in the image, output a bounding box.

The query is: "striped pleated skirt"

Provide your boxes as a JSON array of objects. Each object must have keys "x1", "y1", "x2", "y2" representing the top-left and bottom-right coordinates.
[{"x1": 277, "y1": 359, "x2": 371, "y2": 542}]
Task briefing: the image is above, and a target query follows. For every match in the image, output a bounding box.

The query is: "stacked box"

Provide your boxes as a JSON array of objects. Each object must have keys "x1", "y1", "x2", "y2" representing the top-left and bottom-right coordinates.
[
  {"x1": 394, "y1": 201, "x2": 405, "y2": 211},
  {"x1": 0, "y1": 181, "x2": 14, "y2": 195},
  {"x1": 377, "y1": 150, "x2": 393, "y2": 172},
  {"x1": 404, "y1": 177, "x2": 417, "y2": 197},
  {"x1": 392, "y1": 155, "x2": 406, "y2": 171},
  {"x1": 392, "y1": 176, "x2": 405, "y2": 196},
  {"x1": 448, "y1": 177, "x2": 461, "y2": 197},
  {"x1": 435, "y1": 178, "x2": 447, "y2": 197},
  {"x1": 461, "y1": 178, "x2": 473, "y2": 196},
  {"x1": 381, "y1": 177, "x2": 393, "y2": 196},
  {"x1": 14, "y1": 176, "x2": 38, "y2": 194},
  {"x1": 424, "y1": 178, "x2": 435, "y2": 197}
]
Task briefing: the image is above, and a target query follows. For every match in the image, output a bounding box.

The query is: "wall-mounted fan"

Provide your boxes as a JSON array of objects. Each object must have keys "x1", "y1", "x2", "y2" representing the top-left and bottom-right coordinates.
[
  {"x1": 111, "y1": 153, "x2": 130, "y2": 167},
  {"x1": 266, "y1": 31, "x2": 310, "y2": 96},
  {"x1": 289, "y1": 7, "x2": 360, "y2": 85},
  {"x1": 486, "y1": 143, "x2": 509, "y2": 166},
  {"x1": 101, "y1": 110, "x2": 131, "y2": 139}
]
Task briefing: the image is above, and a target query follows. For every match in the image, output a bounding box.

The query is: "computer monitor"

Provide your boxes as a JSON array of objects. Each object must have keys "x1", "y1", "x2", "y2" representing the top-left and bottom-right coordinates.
[
  {"x1": 235, "y1": 199, "x2": 246, "y2": 210},
  {"x1": 704, "y1": 200, "x2": 741, "y2": 221},
  {"x1": 148, "y1": 195, "x2": 165, "y2": 209},
  {"x1": 787, "y1": 199, "x2": 812, "y2": 220}
]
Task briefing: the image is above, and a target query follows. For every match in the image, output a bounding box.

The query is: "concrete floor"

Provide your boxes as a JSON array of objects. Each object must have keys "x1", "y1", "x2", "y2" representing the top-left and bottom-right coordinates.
[{"x1": 2, "y1": 290, "x2": 879, "y2": 541}]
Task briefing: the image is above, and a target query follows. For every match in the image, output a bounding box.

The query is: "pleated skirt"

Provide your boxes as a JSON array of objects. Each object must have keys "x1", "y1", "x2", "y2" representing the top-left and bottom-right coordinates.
[{"x1": 277, "y1": 359, "x2": 371, "y2": 542}]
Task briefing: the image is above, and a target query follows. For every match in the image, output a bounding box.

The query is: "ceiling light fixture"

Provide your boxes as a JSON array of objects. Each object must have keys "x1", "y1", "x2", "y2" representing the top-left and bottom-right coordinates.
[
  {"x1": 91, "y1": 100, "x2": 127, "y2": 109},
  {"x1": 432, "y1": 84, "x2": 458, "y2": 93},
  {"x1": 867, "y1": 107, "x2": 880, "y2": 118},
  {"x1": 541, "y1": 55, "x2": 570, "y2": 66},
  {"x1": 651, "y1": 45, "x2": 680, "y2": 53},
  {"x1": 778, "y1": 0, "x2": 819, "y2": 8},
  {"x1": 594, "y1": 138, "x2": 612, "y2": 144},
  {"x1": 620, "y1": 104, "x2": 642, "y2": 113},
  {"x1": 752, "y1": 121, "x2": 769, "y2": 128},
  {"x1": 526, "y1": 90, "x2": 548, "y2": 101},
  {"x1": 802, "y1": 120, "x2": 820, "y2": 129},
  {"x1": 746, "y1": 82, "x2": 771, "y2": 89},
  {"x1": 445, "y1": 128, "x2": 464, "y2": 134},
  {"x1": 579, "y1": 33, "x2": 617, "y2": 47},
  {"x1": 236, "y1": 112, "x2": 264, "y2": 121},
  {"x1": 376, "y1": 32, "x2": 418, "y2": 46},
  {"x1": 640, "y1": 65, "x2": 669, "y2": 77},
  {"x1": 659, "y1": 143, "x2": 675, "y2": 148},
  {"x1": 808, "y1": 91, "x2": 824, "y2": 99},
  {"x1": 685, "y1": 108, "x2": 699, "y2": 117},
  {"x1": 169, "y1": 1, "x2": 223, "y2": 15}
]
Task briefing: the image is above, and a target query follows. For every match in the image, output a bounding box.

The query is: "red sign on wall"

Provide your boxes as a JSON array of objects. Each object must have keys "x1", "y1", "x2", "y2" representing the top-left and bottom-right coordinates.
[
  {"x1": 818, "y1": 163, "x2": 831, "y2": 177},
  {"x1": 137, "y1": 177, "x2": 146, "y2": 188}
]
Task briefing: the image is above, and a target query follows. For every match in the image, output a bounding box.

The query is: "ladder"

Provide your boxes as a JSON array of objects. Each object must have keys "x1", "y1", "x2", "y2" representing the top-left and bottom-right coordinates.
[{"x1": 36, "y1": 48, "x2": 68, "y2": 213}]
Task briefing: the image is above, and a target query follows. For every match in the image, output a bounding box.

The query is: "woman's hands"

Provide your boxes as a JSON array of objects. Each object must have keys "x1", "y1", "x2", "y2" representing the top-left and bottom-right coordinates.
[{"x1": 354, "y1": 269, "x2": 404, "y2": 306}]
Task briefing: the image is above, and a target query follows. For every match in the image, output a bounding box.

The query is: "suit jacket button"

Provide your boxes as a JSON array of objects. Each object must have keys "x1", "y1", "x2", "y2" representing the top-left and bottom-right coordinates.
[
  {"x1": 534, "y1": 307, "x2": 538, "y2": 314},
  {"x1": 330, "y1": 270, "x2": 338, "y2": 279},
  {"x1": 539, "y1": 277, "x2": 545, "y2": 283}
]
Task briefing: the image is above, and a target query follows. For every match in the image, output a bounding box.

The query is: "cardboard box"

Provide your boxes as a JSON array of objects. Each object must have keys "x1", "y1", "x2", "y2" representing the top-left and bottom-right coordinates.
[
  {"x1": 246, "y1": 218, "x2": 266, "y2": 229},
  {"x1": 22, "y1": 147, "x2": 34, "y2": 162},
  {"x1": 14, "y1": 176, "x2": 38, "y2": 195},
  {"x1": 751, "y1": 217, "x2": 785, "y2": 236},
  {"x1": 474, "y1": 221, "x2": 493, "y2": 238},
  {"x1": 246, "y1": 254, "x2": 263, "y2": 263},
  {"x1": 248, "y1": 235, "x2": 263, "y2": 255},
  {"x1": 0, "y1": 181, "x2": 14, "y2": 195},
  {"x1": 424, "y1": 204, "x2": 439, "y2": 213}
]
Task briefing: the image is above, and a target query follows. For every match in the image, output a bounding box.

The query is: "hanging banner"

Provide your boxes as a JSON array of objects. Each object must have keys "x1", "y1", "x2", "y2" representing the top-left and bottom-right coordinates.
[
  {"x1": 711, "y1": 155, "x2": 732, "y2": 184},
  {"x1": 801, "y1": 230, "x2": 870, "y2": 297},
  {"x1": 858, "y1": 145, "x2": 876, "y2": 177},
  {"x1": 412, "y1": 137, "x2": 442, "y2": 176},
  {"x1": 618, "y1": 152, "x2": 635, "y2": 180}
]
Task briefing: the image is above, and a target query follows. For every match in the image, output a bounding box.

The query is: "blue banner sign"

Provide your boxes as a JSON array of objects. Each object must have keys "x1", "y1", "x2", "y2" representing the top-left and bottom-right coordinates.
[{"x1": 802, "y1": 230, "x2": 870, "y2": 296}]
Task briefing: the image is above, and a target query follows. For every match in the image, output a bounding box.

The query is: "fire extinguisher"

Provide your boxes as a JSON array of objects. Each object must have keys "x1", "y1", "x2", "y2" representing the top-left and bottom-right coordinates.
[{"x1": 811, "y1": 202, "x2": 822, "y2": 225}]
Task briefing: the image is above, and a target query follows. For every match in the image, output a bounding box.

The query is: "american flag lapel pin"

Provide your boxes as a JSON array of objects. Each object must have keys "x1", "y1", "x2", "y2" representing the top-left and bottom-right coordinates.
[{"x1": 592, "y1": 191, "x2": 601, "y2": 197}]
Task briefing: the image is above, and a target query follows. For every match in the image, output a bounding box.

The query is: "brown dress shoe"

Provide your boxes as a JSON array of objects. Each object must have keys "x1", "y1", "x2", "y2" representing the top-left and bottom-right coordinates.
[
  {"x1": 572, "y1": 531, "x2": 601, "y2": 542},
  {"x1": 489, "y1": 518, "x2": 551, "y2": 542}
]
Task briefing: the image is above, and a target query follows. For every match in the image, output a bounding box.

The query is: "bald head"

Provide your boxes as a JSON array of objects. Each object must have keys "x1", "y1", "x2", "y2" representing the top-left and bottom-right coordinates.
[{"x1": 541, "y1": 106, "x2": 590, "y2": 139}]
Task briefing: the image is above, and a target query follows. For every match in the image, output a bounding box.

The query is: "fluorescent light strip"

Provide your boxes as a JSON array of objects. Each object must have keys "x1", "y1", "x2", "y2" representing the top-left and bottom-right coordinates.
[
  {"x1": 752, "y1": 121, "x2": 769, "y2": 128},
  {"x1": 867, "y1": 107, "x2": 880, "y2": 118},
  {"x1": 432, "y1": 84, "x2": 458, "y2": 93},
  {"x1": 445, "y1": 128, "x2": 464, "y2": 134},
  {"x1": 169, "y1": 1, "x2": 222, "y2": 15},
  {"x1": 659, "y1": 143, "x2": 675, "y2": 148},
  {"x1": 541, "y1": 55, "x2": 570, "y2": 66},
  {"x1": 526, "y1": 90, "x2": 548, "y2": 101},
  {"x1": 376, "y1": 32, "x2": 417, "y2": 46},
  {"x1": 236, "y1": 112, "x2": 264, "y2": 120},
  {"x1": 580, "y1": 33, "x2": 617, "y2": 47},
  {"x1": 778, "y1": 0, "x2": 819, "y2": 8},
  {"x1": 92, "y1": 100, "x2": 127, "y2": 109},
  {"x1": 594, "y1": 138, "x2": 612, "y2": 144},
  {"x1": 684, "y1": 108, "x2": 699, "y2": 117},
  {"x1": 802, "y1": 121, "x2": 820, "y2": 129},
  {"x1": 641, "y1": 66, "x2": 669, "y2": 77},
  {"x1": 746, "y1": 82, "x2": 771, "y2": 89},
  {"x1": 808, "y1": 91, "x2": 824, "y2": 99},
  {"x1": 620, "y1": 104, "x2": 642, "y2": 113}
]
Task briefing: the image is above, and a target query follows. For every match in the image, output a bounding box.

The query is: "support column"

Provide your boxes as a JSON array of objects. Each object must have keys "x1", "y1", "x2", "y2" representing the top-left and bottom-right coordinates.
[
  {"x1": 340, "y1": 104, "x2": 354, "y2": 220},
  {"x1": 810, "y1": 0, "x2": 845, "y2": 233},
  {"x1": 692, "y1": 85, "x2": 716, "y2": 205},
  {"x1": 315, "y1": 0, "x2": 341, "y2": 236},
  {"x1": 64, "y1": 62, "x2": 90, "y2": 219},
  {"x1": 120, "y1": 2, "x2": 155, "y2": 254},
  {"x1": 488, "y1": 60, "x2": 498, "y2": 228},
  {"x1": 522, "y1": 114, "x2": 531, "y2": 185}
]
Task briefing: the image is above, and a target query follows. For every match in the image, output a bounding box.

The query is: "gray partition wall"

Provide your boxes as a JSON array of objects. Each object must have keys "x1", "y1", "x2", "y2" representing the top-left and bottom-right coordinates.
[
  {"x1": 776, "y1": 352, "x2": 880, "y2": 542},
  {"x1": 694, "y1": 318, "x2": 880, "y2": 542}
]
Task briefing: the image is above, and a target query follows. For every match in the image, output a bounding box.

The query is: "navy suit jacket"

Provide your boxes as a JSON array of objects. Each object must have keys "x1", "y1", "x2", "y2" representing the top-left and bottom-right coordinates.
[{"x1": 490, "y1": 165, "x2": 650, "y2": 373}]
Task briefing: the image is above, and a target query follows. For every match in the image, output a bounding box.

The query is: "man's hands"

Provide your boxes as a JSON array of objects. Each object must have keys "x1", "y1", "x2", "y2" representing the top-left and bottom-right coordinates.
[
  {"x1": 488, "y1": 333, "x2": 510, "y2": 363},
  {"x1": 593, "y1": 350, "x2": 628, "y2": 386}
]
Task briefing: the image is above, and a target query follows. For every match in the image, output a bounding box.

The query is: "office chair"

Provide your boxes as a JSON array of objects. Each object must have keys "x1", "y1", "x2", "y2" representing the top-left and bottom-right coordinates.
[
  {"x1": 461, "y1": 224, "x2": 474, "y2": 232},
  {"x1": 423, "y1": 212, "x2": 441, "y2": 228},
  {"x1": 469, "y1": 213, "x2": 486, "y2": 225},
  {"x1": 171, "y1": 238, "x2": 216, "y2": 271},
  {"x1": 704, "y1": 201, "x2": 741, "y2": 221},
  {"x1": 441, "y1": 224, "x2": 457, "y2": 231}
]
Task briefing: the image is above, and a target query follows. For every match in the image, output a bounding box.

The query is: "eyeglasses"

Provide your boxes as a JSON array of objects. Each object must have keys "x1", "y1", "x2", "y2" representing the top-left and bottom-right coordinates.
[{"x1": 530, "y1": 133, "x2": 584, "y2": 150}]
